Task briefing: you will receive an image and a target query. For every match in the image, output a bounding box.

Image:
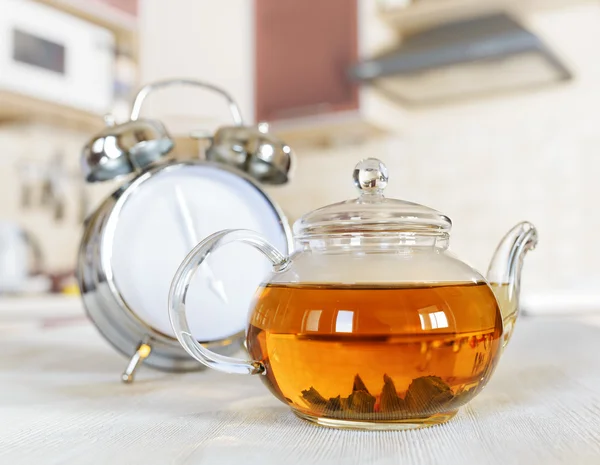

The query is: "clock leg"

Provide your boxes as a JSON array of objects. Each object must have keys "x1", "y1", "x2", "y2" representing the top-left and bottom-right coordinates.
[{"x1": 121, "y1": 339, "x2": 152, "y2": 384}]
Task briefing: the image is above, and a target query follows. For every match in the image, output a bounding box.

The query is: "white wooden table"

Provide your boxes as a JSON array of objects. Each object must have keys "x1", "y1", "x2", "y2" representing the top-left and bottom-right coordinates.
[{"x1": 1, "y1": 298, "x2": 600, "y2": 465}]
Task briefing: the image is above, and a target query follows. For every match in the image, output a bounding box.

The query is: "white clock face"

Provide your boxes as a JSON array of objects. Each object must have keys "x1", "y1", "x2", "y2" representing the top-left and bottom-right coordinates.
[{"x1": 106, "y1": 164, "x2": 289, "y2": 341}]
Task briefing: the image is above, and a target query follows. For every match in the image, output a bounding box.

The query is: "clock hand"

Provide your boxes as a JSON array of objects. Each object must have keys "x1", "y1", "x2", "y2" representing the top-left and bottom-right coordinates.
[{"x1": 174, "y1": 186, "x2": 229, "y2": 304}]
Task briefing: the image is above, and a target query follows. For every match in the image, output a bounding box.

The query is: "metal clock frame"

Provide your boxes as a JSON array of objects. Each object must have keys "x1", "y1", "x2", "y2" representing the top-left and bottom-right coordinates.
[{"x1": 77, "y1": 160, "x2": 293, "y2": 382}]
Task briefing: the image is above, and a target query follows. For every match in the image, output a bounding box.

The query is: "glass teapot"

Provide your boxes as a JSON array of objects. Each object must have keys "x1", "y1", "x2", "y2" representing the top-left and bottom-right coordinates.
[{"x1": 169, "y1": 158, "x2": 538, "y2": 430}]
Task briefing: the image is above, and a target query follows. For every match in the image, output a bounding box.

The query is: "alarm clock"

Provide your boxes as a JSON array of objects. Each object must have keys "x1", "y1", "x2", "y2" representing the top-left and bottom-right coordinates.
[{"x1": 77, "y1": 79, "x2": 293, "y2": 383}]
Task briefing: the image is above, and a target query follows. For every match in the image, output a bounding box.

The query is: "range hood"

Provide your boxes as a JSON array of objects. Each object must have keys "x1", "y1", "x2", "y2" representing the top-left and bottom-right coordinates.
[{"x1": 349, "y1": 13, "x2": 572, "y2": 105}]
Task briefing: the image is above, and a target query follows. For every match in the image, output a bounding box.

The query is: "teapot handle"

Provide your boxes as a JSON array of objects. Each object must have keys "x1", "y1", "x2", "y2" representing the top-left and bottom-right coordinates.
[{"x1": 168, "y1": 229, "x2": 290, "y2": 375}]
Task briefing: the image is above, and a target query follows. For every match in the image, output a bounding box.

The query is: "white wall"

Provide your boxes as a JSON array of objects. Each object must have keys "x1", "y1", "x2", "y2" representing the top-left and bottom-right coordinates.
[{"x1": 139, "y1": 0, "x2": 255, "y2": 132}]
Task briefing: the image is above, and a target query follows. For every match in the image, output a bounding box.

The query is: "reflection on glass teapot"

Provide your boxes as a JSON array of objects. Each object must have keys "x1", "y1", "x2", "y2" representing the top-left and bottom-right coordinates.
[{"x1": 168, "y1": 158, "x2": 538, "y2": 430}]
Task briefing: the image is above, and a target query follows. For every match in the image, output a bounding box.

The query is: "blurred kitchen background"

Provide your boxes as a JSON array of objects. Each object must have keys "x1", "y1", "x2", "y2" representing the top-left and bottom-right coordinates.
[{"x1": 0, "y1": 0, "x2": 598, "y2": 309}]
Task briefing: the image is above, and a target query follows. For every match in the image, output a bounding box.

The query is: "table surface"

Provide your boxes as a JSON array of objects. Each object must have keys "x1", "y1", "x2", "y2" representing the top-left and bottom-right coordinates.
[{"x1": 2, "y1": 299, "x2": 600, "y2": 465}]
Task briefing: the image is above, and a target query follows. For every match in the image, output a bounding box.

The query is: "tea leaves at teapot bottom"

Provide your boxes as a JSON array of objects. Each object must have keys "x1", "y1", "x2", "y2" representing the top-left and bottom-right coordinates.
[{"x1": 301, "y1": 374, "x2": 476, "y2": 421}]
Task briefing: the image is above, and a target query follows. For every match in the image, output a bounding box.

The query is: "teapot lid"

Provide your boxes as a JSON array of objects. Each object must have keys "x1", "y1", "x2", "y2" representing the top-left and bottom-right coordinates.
[{"x1": 293, "y1": 158, "x2": 451, "y2": 239}]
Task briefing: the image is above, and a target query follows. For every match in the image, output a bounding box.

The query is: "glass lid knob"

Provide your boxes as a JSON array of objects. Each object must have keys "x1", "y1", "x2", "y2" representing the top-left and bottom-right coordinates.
[{"x1": 353, "y1": 158, "x2": 389, "y2": 195}]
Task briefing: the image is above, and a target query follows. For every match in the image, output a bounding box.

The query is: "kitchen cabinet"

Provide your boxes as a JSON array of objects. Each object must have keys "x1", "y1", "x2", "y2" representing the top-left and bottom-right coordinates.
[
  {"x1": 256, "y1": 0, "x2": 405, "y2": 145},
  {"x1": 255, "y1": 0, "x2": 359, "y2": 123}
]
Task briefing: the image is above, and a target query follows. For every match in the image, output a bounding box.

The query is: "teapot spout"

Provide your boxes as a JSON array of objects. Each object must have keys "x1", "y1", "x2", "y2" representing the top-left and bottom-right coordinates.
[{"x1": 487, "y1": 222, "x2": 538, "y2": 347}]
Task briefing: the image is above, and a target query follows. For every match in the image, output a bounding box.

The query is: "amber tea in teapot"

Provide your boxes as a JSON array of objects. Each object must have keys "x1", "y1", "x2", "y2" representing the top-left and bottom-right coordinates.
[
  {"x1": 169, "y1": 158, "x2": 538, "y2": 430},
  {"x1": 247, "y1": 282, "x2": 502, "y2": 424}
]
